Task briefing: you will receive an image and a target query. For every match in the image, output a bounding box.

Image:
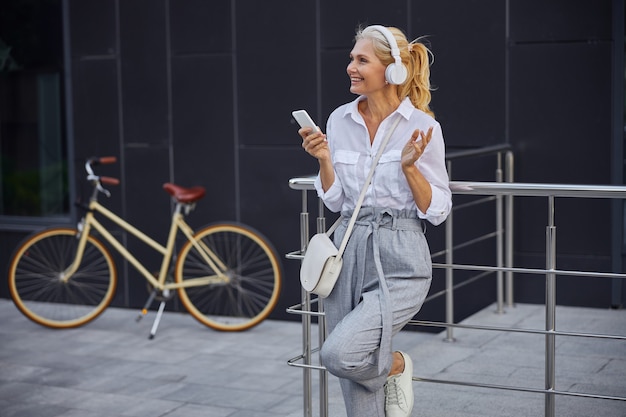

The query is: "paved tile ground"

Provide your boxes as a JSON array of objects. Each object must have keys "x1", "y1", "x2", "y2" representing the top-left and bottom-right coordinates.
[{"x1": 0, "y1": 298, "x2": 624, "y2": 417}]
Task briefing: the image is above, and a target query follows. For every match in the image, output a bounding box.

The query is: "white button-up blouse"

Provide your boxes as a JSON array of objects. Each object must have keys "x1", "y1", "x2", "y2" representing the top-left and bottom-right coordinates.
[{"x1": 314, "y1": 96, "x2": 452, "y2": 226}]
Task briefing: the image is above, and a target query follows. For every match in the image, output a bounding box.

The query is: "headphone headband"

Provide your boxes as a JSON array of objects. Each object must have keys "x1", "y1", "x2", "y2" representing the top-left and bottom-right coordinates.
[
  {"x1": 367, "y1": 25, "x2": 401, "y2": 65},
  {"x1": 365, "y1": 25, "x2": 408, "y2": 85}
]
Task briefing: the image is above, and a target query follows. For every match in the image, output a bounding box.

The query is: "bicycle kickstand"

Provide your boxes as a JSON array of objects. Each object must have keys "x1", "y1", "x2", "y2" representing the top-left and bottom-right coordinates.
[
  {"x1": 149, "y1": 299, "x2": 167, "y2": 340},
  {"x1": 136, "y1": 289, "x2": 169, "y2": 339}
]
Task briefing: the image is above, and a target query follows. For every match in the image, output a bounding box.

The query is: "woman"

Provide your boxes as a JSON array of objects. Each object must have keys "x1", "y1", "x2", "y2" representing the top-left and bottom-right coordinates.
[{"x1": 298, "y1": 25, "x2": 452, "y2": 417}]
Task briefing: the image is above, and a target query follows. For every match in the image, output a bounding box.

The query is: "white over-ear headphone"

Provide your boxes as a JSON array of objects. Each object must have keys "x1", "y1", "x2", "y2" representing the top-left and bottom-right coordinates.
[{"x1": 367, "y1": 25, "x2": 408, "y2": 85}]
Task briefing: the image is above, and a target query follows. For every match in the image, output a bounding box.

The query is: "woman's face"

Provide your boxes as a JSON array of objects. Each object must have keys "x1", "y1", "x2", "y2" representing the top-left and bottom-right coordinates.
[{"x1": 347, "y1": 38, "x2": 387, "y2": 96}]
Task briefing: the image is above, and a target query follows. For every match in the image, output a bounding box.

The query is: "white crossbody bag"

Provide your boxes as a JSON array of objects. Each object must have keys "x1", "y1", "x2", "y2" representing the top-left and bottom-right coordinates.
[{"x1": 300, "y1": 115, "x2": 402, "y2": 297}]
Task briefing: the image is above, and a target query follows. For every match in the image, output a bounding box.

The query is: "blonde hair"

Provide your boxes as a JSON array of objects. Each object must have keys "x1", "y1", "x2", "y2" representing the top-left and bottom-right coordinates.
[{"x1": 356, "y1": 26, "x2": 434, "y2": 118}]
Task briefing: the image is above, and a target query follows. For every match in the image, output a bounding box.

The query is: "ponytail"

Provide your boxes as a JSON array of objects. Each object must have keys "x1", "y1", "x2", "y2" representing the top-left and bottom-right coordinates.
[{"x1": 399, "y1": 40, "x2": 434, "y2": 118}]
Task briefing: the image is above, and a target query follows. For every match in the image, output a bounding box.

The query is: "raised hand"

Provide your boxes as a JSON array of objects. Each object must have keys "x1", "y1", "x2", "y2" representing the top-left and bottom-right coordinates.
[{"x1": 401, "y1": 126, "x2": 433, "y2": 168}]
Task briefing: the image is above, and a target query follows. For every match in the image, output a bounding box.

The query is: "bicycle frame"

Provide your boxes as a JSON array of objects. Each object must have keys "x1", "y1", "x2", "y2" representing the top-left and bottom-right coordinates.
[{"x1": 62, "y1": 193, "x2": 230, "y2": 291}]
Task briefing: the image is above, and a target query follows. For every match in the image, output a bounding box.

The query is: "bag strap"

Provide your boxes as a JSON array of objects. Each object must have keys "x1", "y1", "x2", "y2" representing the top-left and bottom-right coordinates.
[{"x1": 326, "y1": 114, "x2": 403, "y2": 256}]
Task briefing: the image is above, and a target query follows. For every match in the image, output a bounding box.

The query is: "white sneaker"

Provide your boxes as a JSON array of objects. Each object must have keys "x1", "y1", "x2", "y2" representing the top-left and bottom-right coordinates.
[{"x1": 384, "y1": 351, "x2": 414, "y2": 417}]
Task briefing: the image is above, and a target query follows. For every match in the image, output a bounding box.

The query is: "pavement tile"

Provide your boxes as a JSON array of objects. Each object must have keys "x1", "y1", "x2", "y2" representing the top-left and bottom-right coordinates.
[{"x1": 0, "y1": 298, "x2": 624, "y2": 417}]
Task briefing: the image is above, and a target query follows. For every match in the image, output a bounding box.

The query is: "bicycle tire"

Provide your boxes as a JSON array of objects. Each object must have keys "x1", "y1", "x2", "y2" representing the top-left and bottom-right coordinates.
[
  {"x1": 8, "y1": 227, "x2": 117, "y2": 328},
  {"x1": 175, "y1": 223, "x2": 282, "y2": 331}
]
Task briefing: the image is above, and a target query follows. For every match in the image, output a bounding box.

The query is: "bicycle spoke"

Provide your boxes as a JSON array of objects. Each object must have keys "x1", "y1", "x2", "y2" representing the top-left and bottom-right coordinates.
[
  {"x1": 9, "y1": 228, "x2": 116, "y2": 328},
  {"x1": 176, "y1": 224, "x2": 281, "y2": 331}
]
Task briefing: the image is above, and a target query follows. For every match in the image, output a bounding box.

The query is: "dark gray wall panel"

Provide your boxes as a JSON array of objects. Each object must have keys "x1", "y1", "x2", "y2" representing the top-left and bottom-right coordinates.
[
  {"x1": 170, "y1": 0, "x2": 232, "y2": 54},
  {"x1": 506, "y1": 3, "x2": 614, "y2": 308},
  {"x1": 171, "y1": 55, "x2": 236, "y2": 225},
  {"x1": 411, "y1": 0, "x2": 506, "y2": 146},
  {"x1": 121, "y1": 146, "x2": 172, "y2": 308},
  {"x1": 509, "y1": 0, "x2": 612, "y2": 42},
  {"x1": 509, "y1": 39, "x2": 612, "y2": 279},
  {"x1": 119, "y1": 0, "x2": 169, "y2": 145},
  {"x1": 69, "y1": 0, "x2": 117, "y2": 57},
  {"x1": 319, "y1": 0, "x2": 408, "y2": 49},
  {"x1": 71, "y1": 60, "x2": 120, "y2": 158},
  {"x1": 236, "y1": 0, "x2": 317, "y2": 146},
  {"x1": 510, "y1": 42, "x2": 611, "y2": 184},
  {"x1": 71, "y1": 59, "x2": 123, "y2": 216},
  {"x1": 321, "y1": 49, "x2": 355, "y2": 123}
]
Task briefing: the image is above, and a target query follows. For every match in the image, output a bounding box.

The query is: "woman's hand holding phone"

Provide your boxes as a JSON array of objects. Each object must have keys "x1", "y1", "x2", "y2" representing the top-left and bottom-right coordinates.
[{"x1": 293, "y1": 110, "x2": 329, "y2": 161}]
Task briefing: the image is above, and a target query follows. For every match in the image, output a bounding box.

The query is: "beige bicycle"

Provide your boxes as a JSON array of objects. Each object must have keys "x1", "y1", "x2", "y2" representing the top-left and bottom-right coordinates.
[{"x1": 8, "y1": 156, "x2": 282, "y2": 337}]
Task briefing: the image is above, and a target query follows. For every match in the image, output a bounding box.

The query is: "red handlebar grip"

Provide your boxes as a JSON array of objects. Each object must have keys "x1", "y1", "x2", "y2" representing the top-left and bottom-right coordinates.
[
  {"x1": 100, "y1": 176, "x2": 120, "y2": 186},
  {"x1": 99, "y1": 156, "x2": 117, "y2": 164}
]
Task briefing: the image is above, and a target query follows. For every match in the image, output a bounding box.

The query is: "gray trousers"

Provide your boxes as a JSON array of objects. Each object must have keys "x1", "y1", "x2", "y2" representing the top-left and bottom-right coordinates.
[{"x1": 320, "y1": 207, "x2": 432, "y2": 417}]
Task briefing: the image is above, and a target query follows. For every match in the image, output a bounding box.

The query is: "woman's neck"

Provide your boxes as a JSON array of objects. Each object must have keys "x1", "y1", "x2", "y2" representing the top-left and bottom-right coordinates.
[
  {"x1": 359, "y1": 91, "x2": 401, "y2": 124},
  {"x1": 358, "y1": 92, "x2": 401, "y2": 143}
]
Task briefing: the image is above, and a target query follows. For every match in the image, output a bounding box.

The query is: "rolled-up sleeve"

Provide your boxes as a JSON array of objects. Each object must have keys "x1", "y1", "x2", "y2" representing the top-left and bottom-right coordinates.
[
  {"x1": 415, "y1": 123, "x2": 452, "y2": 226},
  {"x1": 421, "y1": 182, "x2": 452, "y2": 226},
  {"x1": 314, "y1": 173, "x2": 344, "y2": 213}
]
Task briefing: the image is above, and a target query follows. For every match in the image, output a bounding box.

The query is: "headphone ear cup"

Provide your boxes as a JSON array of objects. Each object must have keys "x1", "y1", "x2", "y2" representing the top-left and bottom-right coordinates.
[{"x1": 385, "y1": 63, "x2": 408, "y2": 85}]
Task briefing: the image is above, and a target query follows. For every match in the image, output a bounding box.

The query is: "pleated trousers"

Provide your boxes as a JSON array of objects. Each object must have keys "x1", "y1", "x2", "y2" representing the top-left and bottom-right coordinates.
[{"x1": 319, "y1": 207, "x2": 433, "y2": 417}]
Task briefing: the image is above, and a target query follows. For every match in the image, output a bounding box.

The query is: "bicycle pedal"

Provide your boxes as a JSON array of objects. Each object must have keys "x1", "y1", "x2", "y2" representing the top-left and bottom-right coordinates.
[{"x1": 135, "y1": 308, "x2": 149, "y2": 322}]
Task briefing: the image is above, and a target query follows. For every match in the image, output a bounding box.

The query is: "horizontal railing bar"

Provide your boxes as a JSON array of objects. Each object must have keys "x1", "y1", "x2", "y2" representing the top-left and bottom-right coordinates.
[
  {"x1": 287, "y1": 298, "x2": 320, "y2": 309},
  {"x1": 286, "y1": 302, "x2": 326, "y2": 317},
  {"x1": 287, "y1": 232, "x2": 500, "y2": 265},
  {"x1": 451, "y1": 181, "x2": 626, "y2": 199},
  {"x1": 423, "y1": 271, "x2": 493, "y2": 303},
  {"x1": 288, "y1": 351, "x2": 326, "y2": 372},
  {"x1": 289, "y1": 176, "x2": 316, "y2": 190},
  {"x1": 289, "y1": 233, "x2": 496, "y2": 265},
  {"x1": 286, "y1": 308, "x2": 325, "y2": 317},
  {"x1": 289, "y1": 178, "x2": 626, "y2": 200},
  {"x1": 445, "y1": 144, "x2": 512, "y2": 160},
  {"x1": 288, "y1": 229, "x2": 501, "y2": 266},
  {"x1": 286, "y1": 250, "x2": 304, "y2": 260},
  {"x1": 451, "y1": 195, "x2": 498, "y2": 211},
  {"x1": 408, "y1": 320, "x2": 626, "y2": 341},
  {"x1": 449, "y1": 270, "x2": 495, "y2": 291},
  {"x1": 286, "y1": 309, "x2": 320, "y2": 317},
  {"x1": 288, "y1": 270, "x2": 493, "y2": 310},
  {"x1": 412, "y1": 376, "x2": 626, "y2": 402},
  {"x1": 288, "y1": 362, "x2": 327, "y2": 371},
  {"x1": 451, "y1": 231, "x2": 499, "y2": 252},
  {"x1": 432, "y1": 263, "x2": 626, "y2": 280}
]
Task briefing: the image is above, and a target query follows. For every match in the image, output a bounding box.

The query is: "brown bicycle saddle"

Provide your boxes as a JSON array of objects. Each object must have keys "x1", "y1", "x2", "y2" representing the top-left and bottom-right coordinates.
[{"x1": 162, "y1": 183, "x2": 206, "y2": 203}]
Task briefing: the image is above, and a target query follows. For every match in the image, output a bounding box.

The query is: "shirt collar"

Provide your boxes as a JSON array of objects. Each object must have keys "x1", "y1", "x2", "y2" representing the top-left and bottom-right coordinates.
[{"x1": 343, "y1": 95, "x2": 413, "y2": 121}]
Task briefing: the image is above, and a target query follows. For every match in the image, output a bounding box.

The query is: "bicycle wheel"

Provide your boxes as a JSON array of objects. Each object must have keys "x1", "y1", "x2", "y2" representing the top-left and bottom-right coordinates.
[
  {"x1": 8, "y1": 227, "x2": 117, "y2": 328},
  {"x1": 175, "y1": 223, "x2": 282, "y2": 331}
]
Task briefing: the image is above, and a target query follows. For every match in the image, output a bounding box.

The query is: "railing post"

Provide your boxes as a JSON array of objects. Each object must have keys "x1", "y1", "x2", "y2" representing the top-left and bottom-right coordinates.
[
  {"x1": 495, "y1": 153, "x2": 504, "y2": 314},
  {"x1": 316, "y1": 198, "x2": 328, "y2": 417},
  {"x1": 445, "y1": 160, "x2": 455, "y2": 342},
  {"x1": 505, "y1": 151, "x2": 515, "y2": 307},
  {"x1": 300, "y1": 190, "x2": 312, "y2": 417},
  {"x1": 545, "y1": 196, "x2": 557, "y2": 417}
]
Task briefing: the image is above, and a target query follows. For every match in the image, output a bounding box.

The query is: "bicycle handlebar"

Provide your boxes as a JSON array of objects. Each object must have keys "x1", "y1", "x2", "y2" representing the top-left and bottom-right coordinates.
[
  {"x1": 100, "y1": 176, "x2": 120, "y2": 186},
  {"x1": 85, "y1": 156, "x2": 119, "y2": 197},
  {"x1": 88, "y1": 156, "x2": 117, "y2": 166}
]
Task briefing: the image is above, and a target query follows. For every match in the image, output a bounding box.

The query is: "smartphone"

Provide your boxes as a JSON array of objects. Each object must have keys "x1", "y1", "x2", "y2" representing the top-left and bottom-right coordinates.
[{"x1": 292, "y1": 110, "x2": 320, "y2": 133}]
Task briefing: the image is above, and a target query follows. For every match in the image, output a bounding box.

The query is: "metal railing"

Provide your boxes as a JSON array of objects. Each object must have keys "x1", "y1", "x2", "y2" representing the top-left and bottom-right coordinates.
[
  {"x1": 286, "y1": 171, "x2": 626, "y2": 417},
  {"x1": 414, "y1": 181, "x2": 626, "y2": 417},
  {"x1": 285, "y1": 145, "x2": 513, "y2": 417}
]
